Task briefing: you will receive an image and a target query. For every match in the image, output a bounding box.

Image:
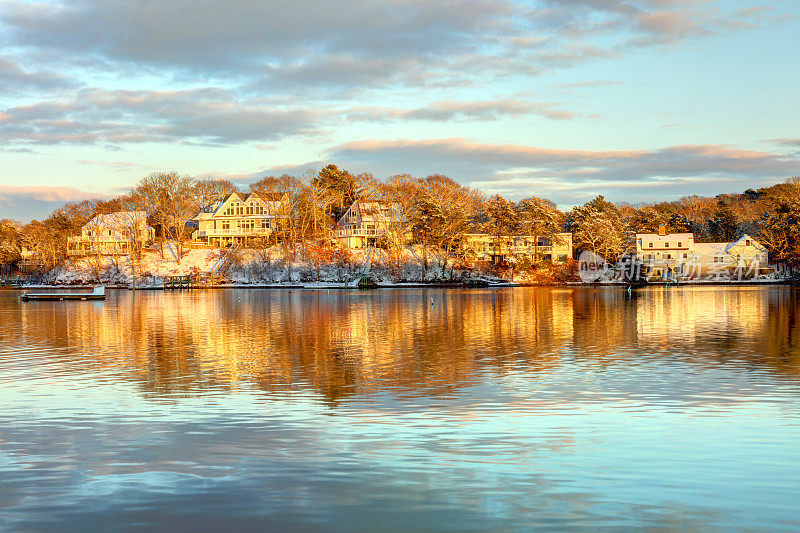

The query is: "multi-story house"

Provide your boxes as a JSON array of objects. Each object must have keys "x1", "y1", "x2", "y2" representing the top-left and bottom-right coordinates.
[
  {"x1": 192, "y1": 192, "x2": 283, "y2": 247},
  {"x1": 635, "y1": 226, "x2": 769, "y2": 279},
  {"x1": 335, "y1": 201, "x2": 410, "y2": 249},
  {"x1": 462, "y1": 233, "x2": 573, "y2": 264},
  {"x1": 67, "y1": 211, "x2": 154, "y2": 256}
]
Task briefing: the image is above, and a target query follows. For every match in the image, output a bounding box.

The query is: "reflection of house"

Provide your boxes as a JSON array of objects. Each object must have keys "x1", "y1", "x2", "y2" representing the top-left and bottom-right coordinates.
[
  {"x1": 67, "y1": 211, "x2": 153, "y2": 256},
  {"x1": 335, "y1": 201, "x2": 410, "y2": 249},
  {"x1": 463, "y1": 233, "x2": 573, "y2": 264},
  {"x1": 192, "y1": 192, "x2": 283, "y2": 247},
  {"x1": 635, "y1": 226, "x2": 770, "y2": 279}
]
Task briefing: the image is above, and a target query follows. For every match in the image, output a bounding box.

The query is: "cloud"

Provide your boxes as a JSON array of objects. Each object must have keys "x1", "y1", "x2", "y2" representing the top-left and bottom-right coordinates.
[
  {"x1": 0, "y1": 88, "x2": 319, "y2": 146},
  {"x1": 0, "y1": 0, "x2": 780, "y2": 93},
  {"x1": 0, "y1": 185, "x2": 100, "y2": 222},
  {"x1": 344, "y1": 98, "x2": 578, "y2": 122},
  {"x1": 0, "y1": 56, "x2": 77, "y2": 94},
  {"x1": 322, "y1": 138, "x2": 800, "y2": 205}
]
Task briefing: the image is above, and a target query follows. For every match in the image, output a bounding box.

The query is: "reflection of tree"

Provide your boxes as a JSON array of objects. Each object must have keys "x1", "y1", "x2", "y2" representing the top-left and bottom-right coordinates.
[{"x1": 7, "y1": 287, "x2": 800, "y2": 405}]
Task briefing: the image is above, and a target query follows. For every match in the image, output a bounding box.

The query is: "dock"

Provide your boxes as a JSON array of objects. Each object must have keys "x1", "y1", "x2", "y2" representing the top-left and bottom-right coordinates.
[{"x1": 20, "y1": 286, "x2": 106, "y2": 301}]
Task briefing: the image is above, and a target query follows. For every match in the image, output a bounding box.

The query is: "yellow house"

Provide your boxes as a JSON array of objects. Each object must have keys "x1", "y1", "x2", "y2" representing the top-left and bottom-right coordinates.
[
  {"x1": 462, "y1": 233, "x2": 573, "y2": 264},
  {"x1": 193, "y1": 192, "x2": 283, "y2": 247},
  {"x1": 67, "y1": 211, "x2": 154, "y2": 256},
  {"x1": 335, "y1": 201, "x2": 410, "y2": 249},
  {"x1": 692, "y1": 235, "x2": 769, "y2": 278}
]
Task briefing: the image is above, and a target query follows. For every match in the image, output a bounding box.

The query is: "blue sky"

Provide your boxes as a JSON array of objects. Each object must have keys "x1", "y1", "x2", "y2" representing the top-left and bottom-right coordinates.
[{"x1": 1, "y1": 0, "x2": 799, "y2": 221}]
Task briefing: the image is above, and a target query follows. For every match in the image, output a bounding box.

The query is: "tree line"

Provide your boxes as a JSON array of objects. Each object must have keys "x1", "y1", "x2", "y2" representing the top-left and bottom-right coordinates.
[{"x1": 2, "y1": 166, "x2": 799, "y2": 275}]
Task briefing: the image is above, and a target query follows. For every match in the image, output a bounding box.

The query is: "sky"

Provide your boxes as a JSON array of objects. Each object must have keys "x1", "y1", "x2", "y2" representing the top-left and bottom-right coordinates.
[{"x1": 1, "y1": 0, "x2": 799, "y2": 222}]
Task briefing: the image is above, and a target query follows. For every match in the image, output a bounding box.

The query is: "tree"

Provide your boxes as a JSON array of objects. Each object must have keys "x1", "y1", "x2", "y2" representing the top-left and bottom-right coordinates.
[
  {"x1": 133, "y1": 172, "x2": 197, "y2": 264},
  {"x1": 484, "y1": 194, "x2": 518, "y2": 262},
  {"x1": 708, "y1": 200, "x2": 739, "y2": 242},
  {"x1": 567, "y1": 195, "x2": 626, "y2": 262},
  {"x1": 516, "y1": 196, "x2": 564, "y2": 263},
  {"x1": 0, "y1": 219, "x2": 22, "y2": 273},
  {"x1": 758, "y1": 200, "x2": 800, "y2": 269},
  {"x1": 193, "y1": 178, "x2": 237, "y2": 213},
  {"x1": 313, "y1": 164, "x2": 360, "y2": 221}
]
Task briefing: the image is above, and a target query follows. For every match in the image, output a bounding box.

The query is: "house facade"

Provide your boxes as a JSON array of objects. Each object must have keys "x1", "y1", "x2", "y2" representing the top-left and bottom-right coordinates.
[
  {"x1": 635, "y1": 226, "x2": 769, "y2": 280},
  {"x1": 334, "y1": 201, "x2": 410, "y2": 249},
  {"x1": 192, "y1": 192, "x2": 283, "y2": 247},
  {"x1": 463, "y1": 233, "x2": 573, "y2": 264},
  {"x1": 67, "y1": 211, "x2": 154, "y2": 257}
]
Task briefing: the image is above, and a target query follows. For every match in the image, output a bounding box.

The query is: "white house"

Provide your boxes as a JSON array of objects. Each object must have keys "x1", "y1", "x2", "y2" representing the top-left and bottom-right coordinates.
[{"x1": 67, "y1": 211, "x2": 154, "y2": 256}]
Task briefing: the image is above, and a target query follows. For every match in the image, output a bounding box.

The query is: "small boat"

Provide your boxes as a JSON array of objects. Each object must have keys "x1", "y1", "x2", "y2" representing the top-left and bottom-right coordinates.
[{"x1": 21, "y1": 286, "x2": 106, "y2": 301}]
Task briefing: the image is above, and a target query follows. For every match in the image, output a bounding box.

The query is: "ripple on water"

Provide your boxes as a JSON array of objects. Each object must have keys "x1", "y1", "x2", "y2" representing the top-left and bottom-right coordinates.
[{"x1": 1, "y1": 287, "x2": 800, "y2": 531}]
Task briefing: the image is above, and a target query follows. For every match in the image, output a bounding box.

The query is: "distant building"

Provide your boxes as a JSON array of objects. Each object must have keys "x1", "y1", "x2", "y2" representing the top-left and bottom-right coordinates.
[
  {"x1": 462, "y1": 233, "x2": 573, "y2": 264},
  {"x1": 335, "y1": 201, "x2": 410, "y2": 249},
  {"x1": 635, "y1": 226, "x2": 769, "y2": 280},
  {"x1": 67, "y1": 211, "x2": 154, "y2": 257},
  {"x1": 192, "y1": 192, "x2": 283, "y2": 247}
]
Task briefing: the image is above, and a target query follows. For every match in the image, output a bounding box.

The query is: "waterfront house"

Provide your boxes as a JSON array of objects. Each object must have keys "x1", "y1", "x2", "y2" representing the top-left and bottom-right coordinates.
[
  {"x1": 634, "y1": 227, "x2": 695, "y2": 279},
  {"x1": 635, "y1": 226, "x2": 769, "y2": 280},
  {"x1": 335, "y1": 201, "x2": 410, "y2": 249},
  {"x1": 192, "y1": 192, "x2": 283, "y2": 247},
  {"x1": 462, "y1": 233, "x2": 573, "y2": 264},
  {"x1": 67, "y1": 211, "x2": 154, "y2": 257}
]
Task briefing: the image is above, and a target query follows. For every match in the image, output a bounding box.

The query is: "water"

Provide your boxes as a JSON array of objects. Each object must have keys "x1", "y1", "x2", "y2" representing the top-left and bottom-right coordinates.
[{"x1": 1, "y1": 286, "x2": 799, "y2": 531}]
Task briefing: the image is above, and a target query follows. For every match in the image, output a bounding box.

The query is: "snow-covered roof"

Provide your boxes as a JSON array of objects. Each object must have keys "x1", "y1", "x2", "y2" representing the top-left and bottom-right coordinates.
[
  {"x1": 694, "y1": 242, "x2": 730, "y2": 256},
  {"x1": 85, "y1": 211, "x2": 148, "y2": 229}
]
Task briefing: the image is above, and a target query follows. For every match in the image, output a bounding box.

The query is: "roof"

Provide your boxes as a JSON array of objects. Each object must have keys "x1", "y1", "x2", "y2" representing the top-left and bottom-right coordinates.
[
  {"x1": 694, "y1": 242, "x2": 730, "y2": 255},
  {"x1": 209, "y1": 192, "x2": 283, "y2": 217},
  {"x1": 636, "y1": 232, "x2": 694, "y2": 240},
  {"x1": 695, "y1": 234, "x2": 767, "y2": 255},
  {"x1": 85, "y1": 211, "x2": 148, "y2": 228}
]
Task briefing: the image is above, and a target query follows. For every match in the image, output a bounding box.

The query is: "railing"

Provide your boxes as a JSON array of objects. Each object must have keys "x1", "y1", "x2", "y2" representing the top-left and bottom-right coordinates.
[
  {"x1": 336, "y1": 228, "x2": 383, "y2": 237},
  {"x1": 203, "y1": 228, "x2": 272, "y2": 236}
]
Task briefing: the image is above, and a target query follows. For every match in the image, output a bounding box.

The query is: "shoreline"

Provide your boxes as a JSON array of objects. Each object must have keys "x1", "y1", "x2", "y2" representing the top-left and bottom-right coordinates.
[{"x1": 2, "y1": 279, "x2": 794, "y2": 291}]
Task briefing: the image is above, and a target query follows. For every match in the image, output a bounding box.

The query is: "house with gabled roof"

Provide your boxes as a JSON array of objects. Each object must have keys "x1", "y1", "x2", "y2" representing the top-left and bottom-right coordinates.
[
  {"x1": 635, "y1": 226, "x2": 770, "y2": 280},
  {"x1": 462, "y1": 233, "x2": 573, "y2": 264},
  {"x1": 67, "y1": 211, "x2": 154, "y2": 256},
  {"x1": 335, "y1": 201, "x2": 410, "y2": 249},
  {"x1": 192, "y1": 192, "x2": 283, "y2": 247}
]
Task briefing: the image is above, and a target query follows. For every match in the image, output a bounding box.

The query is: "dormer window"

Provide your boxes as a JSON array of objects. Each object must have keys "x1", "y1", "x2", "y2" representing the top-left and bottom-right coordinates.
[{"x1": 746, "y1": 239, "x2": 751, "y2": 246}]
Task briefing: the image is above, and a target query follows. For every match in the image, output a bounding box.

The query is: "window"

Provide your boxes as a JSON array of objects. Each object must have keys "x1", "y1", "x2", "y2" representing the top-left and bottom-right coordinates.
[
  {"x1": 648, "y1": 242, "x2": 653, "y2": 248},
  {"x1": 666, "y1": 254, "x2": 671, "y2": 259},
  {"x1": 222, "y1": 221, "x2": 230, "y2": 230},
  {"x1": 665, "y1": 242, "x2": 670, "y2": 248},
  {"x1": 683, "y1": 253, "x2": 688, "y2": 258},
  {"x1": 678, "y1": 242, "x2": 683, "y2": 247},
  {"x1": 714, "y1": 256, "x2": 724, "y2": 263},
  {"x1": 746, "y1": 239, "x2": 751, "y2": 246}
]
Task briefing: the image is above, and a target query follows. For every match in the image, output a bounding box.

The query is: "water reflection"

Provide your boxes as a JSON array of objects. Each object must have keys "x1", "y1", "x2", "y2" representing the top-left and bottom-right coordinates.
[
  {"x1": 2, "y1": 287, "x2": 800, "y2": 531},
  {"x1": 2, "y1": 286, "x2": 800, "y2": 403}
]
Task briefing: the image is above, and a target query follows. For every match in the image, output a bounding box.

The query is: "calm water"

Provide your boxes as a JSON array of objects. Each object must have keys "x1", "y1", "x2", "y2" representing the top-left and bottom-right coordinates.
[{"x1": 1, "y1": 286, "x2": 800, "y2": 531}]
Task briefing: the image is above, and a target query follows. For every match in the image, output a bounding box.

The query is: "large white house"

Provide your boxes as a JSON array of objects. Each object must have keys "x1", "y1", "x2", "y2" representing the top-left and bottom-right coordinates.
[
  {"x1": 67, "y1": 211, "x2": 154, "y2": 257},
  {"x1": 192, "y1": 192, "x2": 283, "y2": 247},
  {"x1": 635, "y1": 226, "x2": 769, "y2": 280}
]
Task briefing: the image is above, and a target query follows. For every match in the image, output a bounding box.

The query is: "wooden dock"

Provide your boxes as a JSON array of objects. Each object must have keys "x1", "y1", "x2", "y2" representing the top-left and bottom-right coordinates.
[
  {"x1": 162, "y1": 273, "x2": 224, "y2": 289},
  {"x1": 21, "y1": 286, "x2": 106, "y2": 301}
]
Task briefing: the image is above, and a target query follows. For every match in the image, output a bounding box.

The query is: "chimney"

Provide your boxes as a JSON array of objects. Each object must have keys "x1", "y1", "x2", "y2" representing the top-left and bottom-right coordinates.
[{"x1": 658, "y1": 225, "x2": 666, "y2": 236}]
